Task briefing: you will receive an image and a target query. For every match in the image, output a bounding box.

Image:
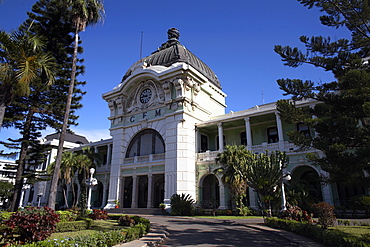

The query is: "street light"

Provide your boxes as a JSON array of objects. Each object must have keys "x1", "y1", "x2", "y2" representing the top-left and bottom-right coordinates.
[
  {"x1": 86, "y1": 168, "x2": 98, "y2": 210},
  {"x1": 281, "y1": 172, "x2": 291, "y2": 211}
]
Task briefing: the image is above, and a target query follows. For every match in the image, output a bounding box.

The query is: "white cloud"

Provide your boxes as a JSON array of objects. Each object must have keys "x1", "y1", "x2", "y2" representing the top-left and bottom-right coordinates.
[{"x1": 70, "y1": 128, "x2": 111, "y2": 142}]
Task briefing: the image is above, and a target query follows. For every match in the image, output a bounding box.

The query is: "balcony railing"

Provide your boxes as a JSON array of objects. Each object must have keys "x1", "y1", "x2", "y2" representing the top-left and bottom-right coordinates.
[
  {"x1": 123, "y1": 153, "x2": 165, "y2": 164},
  {"x1": 197, "y1": 141, "x2": 297, "y2": 162}
]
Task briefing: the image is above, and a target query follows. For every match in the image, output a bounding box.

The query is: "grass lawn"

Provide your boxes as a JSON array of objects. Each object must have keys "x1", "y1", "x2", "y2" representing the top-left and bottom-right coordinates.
[
  {"x1": 331, "y1": 225, "x2": 370, "y2": 238},
  {"x1": 49, "y1": 219, "x2": 127, "y2": 239},
  {"x1": 192, "y1": 215, "x2": 262, "y2": 219}
]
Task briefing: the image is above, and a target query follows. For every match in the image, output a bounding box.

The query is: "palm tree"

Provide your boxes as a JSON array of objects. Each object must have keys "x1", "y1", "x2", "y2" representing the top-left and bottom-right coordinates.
[
  {"x1": 0, "y1": 29, "x2": 55, "y2": 128},
  {"x1": 48, "y1": 151, "x2": 79, "y2": 208},
  {"x1": 215, "y1": 145, "x2": 250, "y2": 208},
  {"x1": 48, "y1": 0, "x2": 104, "y2": 210}
]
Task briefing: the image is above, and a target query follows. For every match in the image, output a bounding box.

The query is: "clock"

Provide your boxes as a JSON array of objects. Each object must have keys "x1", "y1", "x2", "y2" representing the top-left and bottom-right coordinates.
[{"x1": 140, "y1": 88, "x2": 152, "y2": 103}]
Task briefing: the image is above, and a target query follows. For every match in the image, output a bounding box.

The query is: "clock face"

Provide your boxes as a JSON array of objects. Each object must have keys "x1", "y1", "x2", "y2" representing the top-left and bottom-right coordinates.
[{"x1": 140, "y1": 88, "x2": 152, "y2": 103}]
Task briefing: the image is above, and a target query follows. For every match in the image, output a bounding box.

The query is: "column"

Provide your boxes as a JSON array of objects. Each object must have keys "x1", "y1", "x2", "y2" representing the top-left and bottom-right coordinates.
[
  {"x1": 147, "y1": 174, "x2": 153, "y2": 208},
  {"x1": 244, "y1": 117, "x2": 252, "y2": 150},
  {"x1": 107, "y1": 144, "x2": 112, "y2": 165},
  {"x1": 116, "y1": 176, "x2": 120, "y2": 203},
  {"x1": 218, "y1": 182, "x2": 227, "y2": 209},
  {"x1": 195, "y1": 127, "x2": 200, "y2": 153},
  {"x1": 310, "y1": 104, "x2": 318, "y2": 138},
  {"x1": 120, "y1": 177, "x2": 126, "y2": 207},
  {"x1": 102, "y1": 180, "x2": 108, "y2": 208},
  {"x1": 248, "y1": 187, "x2": 258, "y2": 210},
  {"x1": 275, "y1": 112, "x2": 284, "y2": 150},
  {"x1": 320, "y1": 171, "x2": 334, "y2": 205},
  {"x1": 94, "y1": 146, "x2": 99, "y2": 166},
  {"x1": 131, "y1": 175, "x2": 138, "y2": 208},
  {"x1": 217, "y1": 122, "x2": 224, "y2": 151}
]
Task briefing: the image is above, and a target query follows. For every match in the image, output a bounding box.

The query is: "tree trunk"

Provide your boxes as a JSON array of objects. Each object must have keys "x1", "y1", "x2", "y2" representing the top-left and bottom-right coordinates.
[
  {"x1": 0, "y1": 103, "x2": 5, "y2": 129},
  {"x1": 63, "y1": 184, "x2": 69, "y2": 208},
  {"x1": 48, "y1": 26, "x2": 80, "y2": 210},
  {"x1": 9, "y1": 110, "x2": 34, "y2": 212}
]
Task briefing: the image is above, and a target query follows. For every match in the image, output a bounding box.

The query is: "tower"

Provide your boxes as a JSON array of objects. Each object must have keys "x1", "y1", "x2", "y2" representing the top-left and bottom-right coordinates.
[{"x1": 103, "y1": 28, "x2": 226, "y2": 209}]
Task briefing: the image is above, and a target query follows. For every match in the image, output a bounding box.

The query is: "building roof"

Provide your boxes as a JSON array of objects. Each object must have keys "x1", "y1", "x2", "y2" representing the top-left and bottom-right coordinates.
[
  {"x1": 45, "y1": 132, "x2": 89, "y2": 145},
  {"x1": 122, "y1": 28, "x2": 221, "y2": 89}
]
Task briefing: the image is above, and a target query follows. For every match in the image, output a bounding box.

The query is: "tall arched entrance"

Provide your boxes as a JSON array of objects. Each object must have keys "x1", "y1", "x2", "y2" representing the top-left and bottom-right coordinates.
[
  {"x1": 201, "y1": 174, "x2": 220, "y2": 209},
  {"x1": 291, "y1": 166, "x2": 323, "y2": 209}
]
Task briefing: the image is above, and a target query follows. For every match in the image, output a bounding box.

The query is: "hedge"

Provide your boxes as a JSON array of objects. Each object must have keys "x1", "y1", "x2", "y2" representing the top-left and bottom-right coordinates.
[
  {"x1": 55, "y1": 219, "x2": 93, "y2": 232},
  {"x1": 265, "y1": 217, "x2": 370, "y2": 247}
]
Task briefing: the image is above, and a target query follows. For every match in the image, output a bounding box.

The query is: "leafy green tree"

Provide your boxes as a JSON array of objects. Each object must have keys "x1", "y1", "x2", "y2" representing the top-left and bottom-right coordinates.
[
  {"x1": 49, "y1": 0, "x2": 105, "y2": 210},
  {"x1": 215, "y1": 145, "x2": 250, "y2": 209},
  {"x1": 5, "y1": 114, "x2": 54, "y2": 212},
  {"x1": 244, "y1": 151, "x2": 289, "y2": 217},
  {"x1": 0, "y1": 27, "x2": 57, "y2": 212},
  {"x1": 274, "y1": 0, "x2": 370, "y2": 187},
  {"x1": 0, "y1": 29, "x2": 55, "y2": 128},
  {"x1": 216, "y1": 146, "x2": 289, "y2": 216},
  {"x1": 48, "y1": 151, "x2": 79, "y2": 208},
  {"x1": 0, "y1": 181, "x2": 14, "y2": 207}
]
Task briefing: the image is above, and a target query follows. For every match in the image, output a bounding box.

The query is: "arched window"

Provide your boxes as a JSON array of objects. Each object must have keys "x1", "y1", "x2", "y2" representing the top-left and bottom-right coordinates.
[{"x1": 126, "y1": 129, "x2": 165, "y2": 158}]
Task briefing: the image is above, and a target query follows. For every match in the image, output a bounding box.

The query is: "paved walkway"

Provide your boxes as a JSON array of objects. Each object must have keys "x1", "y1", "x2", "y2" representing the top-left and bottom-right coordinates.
[{"x1": 117, "y1": 216, "x2": 326, "y2": 247}]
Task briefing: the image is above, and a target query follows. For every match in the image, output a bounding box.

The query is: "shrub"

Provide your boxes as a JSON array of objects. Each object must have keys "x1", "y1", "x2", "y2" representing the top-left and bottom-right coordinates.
[
  {"x1": 265, "y1": 217, "x2": 370, "y2": 247},
  {"x1": 20, "y1": 216, "x2": 150, "y2": 247},
  {"x1": 88, "y1": 209, "x2": 109, "y2": 220},
  {"x1": 311, "y1": 201, "x2": 336, "y2": 229},
  {"x1": 237, "y1": 205, "x2": 252, "y2": 216},
  {"x1": 130, "y1": 215, "x2": 150, "y2": 232},
  {"x1": 118, "y1": 215, "x2": 135, "y2": 226},
  {"x1": 170, "y1": 193, "x2": 195, "y2": 216},
  {"x1": 66, "y1": 207, "x2": 80, "y2": 220},
  {"x1": 55, "y1": 219, "x2": 93, "y2": 232},
  {"x1": 0, "y1": 211, "x2": 13, "y2": 224},
  {"x1": 350, "y1": 195, "x2": 370, "y2": 216},
  {"x1": 280, "y1": 205, "x2": 314, "y2": 224},
  {"x1": 55, "y1": 210, "x2": 75, "y2": 222},
  {"x1": 2, "y1": 206, "x2": 60, "y2": 244}
]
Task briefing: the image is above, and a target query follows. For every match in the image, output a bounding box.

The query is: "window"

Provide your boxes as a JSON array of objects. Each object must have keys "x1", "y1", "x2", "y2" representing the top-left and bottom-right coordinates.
[
  {"x1": 200, "y1": 134, "x2": 208, "y2": 152},
  {"x1": 267, "y1": 127, "x2": 279, "y2": 143},
  {"x1": 240, "y1": 131, "x2": 247, "y2": 146},
  {"x1": 297, "y1": 123, "x2": 310, "y2": 137},
  {"x1": 126, "y1": 129, "x2": 165, "y2": 158}
]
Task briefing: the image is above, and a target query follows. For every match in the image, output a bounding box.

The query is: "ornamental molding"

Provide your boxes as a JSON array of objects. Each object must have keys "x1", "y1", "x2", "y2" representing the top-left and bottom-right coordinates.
[{"x1": 126, "y1": 79, "x2": 165, "y2": 113}]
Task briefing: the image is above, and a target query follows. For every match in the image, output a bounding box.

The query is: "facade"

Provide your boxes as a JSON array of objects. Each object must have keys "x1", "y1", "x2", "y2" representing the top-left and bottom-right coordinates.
[
  {"x1": 0, "y1": 160, "x2": 16, "y2": 207},
  {"x1": 25, "y1": 28, "x2": 368, "y2": 210}
]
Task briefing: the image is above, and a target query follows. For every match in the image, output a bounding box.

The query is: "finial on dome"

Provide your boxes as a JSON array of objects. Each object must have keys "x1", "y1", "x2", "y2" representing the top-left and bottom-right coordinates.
[{"x1": 168, "y1": 28, "x2": 180, "y2": 40}]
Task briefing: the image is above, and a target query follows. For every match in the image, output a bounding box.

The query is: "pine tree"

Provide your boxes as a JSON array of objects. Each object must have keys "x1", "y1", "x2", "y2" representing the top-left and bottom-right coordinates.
[{"x1": 274, "y1": 0, "x2": 370, "y2": 187}]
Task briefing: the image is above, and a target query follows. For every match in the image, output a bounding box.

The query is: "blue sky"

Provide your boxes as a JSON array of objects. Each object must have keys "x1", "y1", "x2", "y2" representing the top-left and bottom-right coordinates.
[{"x1": 0, "y1": 0, "x2": 349, "y2": 154}]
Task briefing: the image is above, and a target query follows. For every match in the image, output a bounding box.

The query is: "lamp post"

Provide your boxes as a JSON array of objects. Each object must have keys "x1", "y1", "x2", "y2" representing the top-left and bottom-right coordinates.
[
  {"x1": 86, "y1": 168, "x2": 98, "y2": 210},
  {"x1": 281, "y1": 172, "x2": 291, "y2": 211}
]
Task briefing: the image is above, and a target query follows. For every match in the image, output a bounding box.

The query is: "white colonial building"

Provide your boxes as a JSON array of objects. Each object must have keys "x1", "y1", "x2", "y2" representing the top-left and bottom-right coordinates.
[{"x1": 24, "y1": 28, "x2": 367, "y2": 211}]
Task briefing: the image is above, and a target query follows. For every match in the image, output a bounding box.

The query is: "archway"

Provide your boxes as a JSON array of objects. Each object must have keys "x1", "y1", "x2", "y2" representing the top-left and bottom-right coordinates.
[
  {"x1": 202, "y1": 174, "x2": 220, "y2": 209},
  {"x1": 126, "y1": 129, "x2": 165, "y2": 158},
  {"x1": 291, "y1": 166, "x2": 323, "y2": 209}
]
